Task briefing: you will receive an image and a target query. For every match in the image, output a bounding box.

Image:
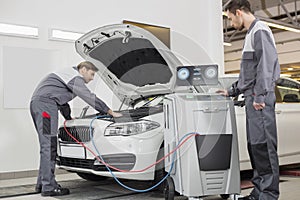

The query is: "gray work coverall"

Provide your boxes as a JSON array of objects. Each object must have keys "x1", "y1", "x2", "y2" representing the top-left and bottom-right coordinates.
[
  {"x1": 228, "y1": 19, "x2": 280, "y2": 200},
  {"x1": 30, "y1": 67, "x2": 110, "y2": 192}
]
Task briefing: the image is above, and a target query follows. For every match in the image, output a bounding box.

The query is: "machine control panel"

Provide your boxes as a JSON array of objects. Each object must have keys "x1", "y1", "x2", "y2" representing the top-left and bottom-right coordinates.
[{"x1": 176, "y1": 64, "x2": 218, "y2": 86}]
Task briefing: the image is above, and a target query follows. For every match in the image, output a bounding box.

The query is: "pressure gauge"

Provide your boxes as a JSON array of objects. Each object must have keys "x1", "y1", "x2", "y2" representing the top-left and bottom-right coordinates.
[
  {"x1": 204, "y1": 66, "x2": 217, "y2": 79},
  {"x1": 177, "y1": 68, "x2": 190, "y2": 80}
]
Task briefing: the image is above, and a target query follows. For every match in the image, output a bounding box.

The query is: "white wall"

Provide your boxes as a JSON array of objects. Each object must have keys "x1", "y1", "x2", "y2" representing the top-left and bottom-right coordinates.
[{"x1": 0, "y1": 0, "x2": 224, "y2": 172}]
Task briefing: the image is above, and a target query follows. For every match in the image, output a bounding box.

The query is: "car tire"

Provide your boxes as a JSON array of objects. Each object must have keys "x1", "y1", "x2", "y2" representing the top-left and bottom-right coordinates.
[
  {"x1": 76, "y1": 172, "x2": 108, "y2": 181},
  {"x1": 154, "y1": 144, "x2": 166, "y2": 191},
  {"x1": 220, "y1": 194, "x2": 230, "y2": 199}
]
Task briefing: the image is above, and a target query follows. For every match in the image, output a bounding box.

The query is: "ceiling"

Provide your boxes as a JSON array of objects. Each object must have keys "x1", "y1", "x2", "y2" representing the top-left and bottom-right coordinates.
[
  {"x1": 281, "y1": 62, "x2": 300, "y2": 80},
  {"x1": 223, "y1": 0, "x2": 300, "y2": 42},
  {"x1": 222, "y1": 0, "x2": 300, "y2": 81}
]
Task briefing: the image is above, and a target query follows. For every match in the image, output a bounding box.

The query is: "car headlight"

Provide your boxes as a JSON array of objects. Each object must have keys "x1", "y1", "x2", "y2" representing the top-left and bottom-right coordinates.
[{"x1": 104, "y1": 120, "x2": 160, "y2": 136}]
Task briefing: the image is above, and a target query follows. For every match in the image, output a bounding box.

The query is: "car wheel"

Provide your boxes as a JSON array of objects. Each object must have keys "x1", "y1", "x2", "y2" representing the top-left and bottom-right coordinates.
[
  {"x1": 76, "y1": 172, "x2": 108, "y2": 181},
  {"x1": 220, "y1": 194, "x2": 230, "y2": 199},
  {"x1": 154, "y1": 144, "x2": 166, "y2": 191},
  {"x1": 164, "y1": 176, "x2": 175, "y2": 200}
]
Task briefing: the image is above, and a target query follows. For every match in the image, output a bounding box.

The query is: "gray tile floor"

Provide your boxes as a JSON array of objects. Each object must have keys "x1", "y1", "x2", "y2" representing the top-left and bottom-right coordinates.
[{"x1": 0, "y1": 173, "x2": 299, "y2": 200}]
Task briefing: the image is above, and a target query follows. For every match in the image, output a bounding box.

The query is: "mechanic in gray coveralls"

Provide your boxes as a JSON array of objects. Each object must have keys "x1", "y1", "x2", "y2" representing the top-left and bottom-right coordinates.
[
  {"x1": 217, "y1": 0, "x2": 280, "y2": 200},
  {"x1": 30, "y1": 61, "x2": 122, "y2": 196}
]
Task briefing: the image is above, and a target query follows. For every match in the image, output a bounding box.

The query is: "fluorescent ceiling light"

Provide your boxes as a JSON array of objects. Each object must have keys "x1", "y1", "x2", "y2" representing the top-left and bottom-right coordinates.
[
  {"x1": 280, "y1": 74, "x2": 291, "y2": 77},
  {"x1": 50, "y1": 29, "x2": 83, "y2": 42},
  {"x1": 262, "y1": 21, "x2": 300, "y2": 33},
  {"x1": 223, "y1": 42, "x2": 232, "y2": 46},
  {"x1": 222, "y1": 12, "x2": 300, "y2": 33},
  {"x1": 0, "y1": 23, "x2": 38, "y2": 38},
  {"x1": 287, "y1": 67, "x2": 294, "y2": 71}
]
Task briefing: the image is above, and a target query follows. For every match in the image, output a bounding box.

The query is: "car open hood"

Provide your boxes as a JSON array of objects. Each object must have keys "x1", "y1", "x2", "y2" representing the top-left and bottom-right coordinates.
[{"x1": 75, "y1": 24, "x2": 182, "y2": 106}]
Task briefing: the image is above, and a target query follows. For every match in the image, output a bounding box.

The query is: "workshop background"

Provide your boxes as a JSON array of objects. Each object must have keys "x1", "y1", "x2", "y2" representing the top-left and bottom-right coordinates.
[
  {"x1": 1, "y1": 0, "x2": 300, "y2": 194},
  {"x1": 0, "y1": 0, "x2": 224, "y2": 176}
]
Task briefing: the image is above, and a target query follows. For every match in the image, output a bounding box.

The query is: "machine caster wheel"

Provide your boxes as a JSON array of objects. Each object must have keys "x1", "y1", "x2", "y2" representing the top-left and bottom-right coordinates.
[
  {"x1": 164, "y1": 176, "x2": 175, "y2": 200},
  {"x1": 220, "y1": 194, "x2": 230, "y2": 199}
]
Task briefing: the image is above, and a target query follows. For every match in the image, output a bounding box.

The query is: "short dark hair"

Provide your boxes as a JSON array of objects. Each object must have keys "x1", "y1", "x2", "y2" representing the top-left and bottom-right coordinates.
[
  {"x1": 225, "y1": 0, "x2": 252, "y2": 15},
  {"x1": 77, "y1": 61, "x2": 98, "y2": 72}
]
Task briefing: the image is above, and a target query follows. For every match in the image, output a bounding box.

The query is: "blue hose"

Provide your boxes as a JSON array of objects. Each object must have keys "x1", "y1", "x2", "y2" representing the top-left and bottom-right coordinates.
[{"x1": 89, "y1": 115, "x2": 199, "y2": 192}]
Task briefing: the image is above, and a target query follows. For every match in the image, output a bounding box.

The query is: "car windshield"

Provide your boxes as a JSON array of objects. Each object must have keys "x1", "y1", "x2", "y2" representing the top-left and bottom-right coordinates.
[{"x1": 276, "y1": 77, "x2": 300, "y2": 103}]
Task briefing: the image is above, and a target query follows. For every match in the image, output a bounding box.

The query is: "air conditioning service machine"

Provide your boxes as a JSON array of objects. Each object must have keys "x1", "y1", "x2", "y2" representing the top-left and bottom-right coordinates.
[{"x1": 163, "y1": 65, "x2": 241, "y2": 200}]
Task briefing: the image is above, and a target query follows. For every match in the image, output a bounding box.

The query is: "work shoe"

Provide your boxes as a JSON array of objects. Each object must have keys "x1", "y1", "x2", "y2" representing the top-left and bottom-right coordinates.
[
  {"x1": 35, "y1": 185, "x2": 42, "y2": 193},
  {"x1": 41, "y1": 185, "x2": 70, "y2": 196},
  {"x1": 238, "y1": 195, "x2": 257, "y2": 200}
]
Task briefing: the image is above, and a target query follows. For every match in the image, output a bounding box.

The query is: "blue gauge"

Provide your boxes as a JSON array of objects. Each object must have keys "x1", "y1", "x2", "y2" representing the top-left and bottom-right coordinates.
[{"x1": 178, "y1": 68, "x2": 190, "y2": 80}]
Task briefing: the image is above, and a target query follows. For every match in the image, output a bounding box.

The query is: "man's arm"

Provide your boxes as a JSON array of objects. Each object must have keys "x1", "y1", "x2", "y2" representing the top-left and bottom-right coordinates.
[
  {"x1": 68, "y1": 77, "x2": 121, "y2": 117},
  {"x1": 107, "y1": 109, "x2": 123, "y2": 118},
  {"x1": 227, "y1": 81, "x2": 240, "y2": 97},
  {"x1": 216, "y1": 89, "x2": 229, "y2": 96},
  {"x1": 253, "y1": 29, "x2": 279, "y2": 104},
  {"x1": 216, "y1": 81, "x2": 240, "y2": 97},
  {"x1": 58, "y1": 103, "x2": 72, "y2": 120}
]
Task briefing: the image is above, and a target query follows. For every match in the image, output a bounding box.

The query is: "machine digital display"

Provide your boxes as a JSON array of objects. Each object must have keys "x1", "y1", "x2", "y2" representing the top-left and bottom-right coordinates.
[{"x1": 176, "y1": 64, "x2": 218, "y2": 86}]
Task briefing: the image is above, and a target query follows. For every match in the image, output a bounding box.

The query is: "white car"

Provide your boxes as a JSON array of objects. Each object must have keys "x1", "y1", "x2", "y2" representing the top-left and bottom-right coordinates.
[
  {"x1": 57, "y1": 24, "x2": 182, "y2": 182},
  {"x1": 236, "y1": 76, "x2": 300, "y2": 170},
  {"x1": 57, "y1": 24, "x2": 300, "y2": 182}
]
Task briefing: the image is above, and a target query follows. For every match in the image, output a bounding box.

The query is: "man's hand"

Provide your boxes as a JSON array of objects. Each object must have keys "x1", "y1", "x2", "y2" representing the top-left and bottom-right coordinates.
[
  {"x1": 111, "y1": 111, "x2": 123, "y2": 118},
  {"x1": 216, "y1": 89, "x2": 229, "y2": 96},
  {"x1": 107, "y1": 109, "x2": 123, "y2": 118},
  {"x1": 253, "y1": 102, "x2": 265, "y2": 110}
]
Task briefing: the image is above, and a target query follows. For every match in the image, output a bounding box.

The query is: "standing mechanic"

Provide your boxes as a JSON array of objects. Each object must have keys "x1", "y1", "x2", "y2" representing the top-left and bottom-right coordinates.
[
  {"x1": 30, "y1": 61, "x2": 122, "y2": 196},
  {"x1": 217, "y1": 0, "x2": 280, "y2": 200}
]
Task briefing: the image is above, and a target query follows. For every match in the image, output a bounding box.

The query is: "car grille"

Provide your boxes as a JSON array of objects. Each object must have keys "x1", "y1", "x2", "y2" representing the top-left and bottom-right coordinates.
[
  {"x1": 58, "y1": 154, "x2": 136, "y2": 171},
  {"x1": 58, "y1": 157, "x2": 94, "y2": 169},
  {"x1": 58, "y1": 126, "x2": 94, "y2": 143},
  {"x1": 93, "y1": 154, "x2": 136, "y2": 171}
]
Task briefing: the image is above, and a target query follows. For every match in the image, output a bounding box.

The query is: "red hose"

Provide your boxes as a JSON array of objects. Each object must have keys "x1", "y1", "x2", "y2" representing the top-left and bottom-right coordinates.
[{"x1": 63, "y1": 120, "x2": 197, "y2": 173}]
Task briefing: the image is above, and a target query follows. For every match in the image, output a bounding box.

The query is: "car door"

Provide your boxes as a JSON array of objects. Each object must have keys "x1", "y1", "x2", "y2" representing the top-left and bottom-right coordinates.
[{"x1": 275, "y1": 78, "x2": 300, "y2": 165}]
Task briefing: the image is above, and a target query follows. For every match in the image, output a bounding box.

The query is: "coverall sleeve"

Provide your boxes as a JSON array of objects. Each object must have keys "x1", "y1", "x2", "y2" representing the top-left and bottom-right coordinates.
[
  {"x1": 253, "y1": 30, "x2": 279, "y2": 103},
  {"x1": 68, "y1": 76, "x2": 110, "y2": 114},
  {"x1": 227, "y1": 80, "x2": 241, "y2": 97},
  {"x1": 58, "y1": 103, "x2": 72, "y2": 120}
]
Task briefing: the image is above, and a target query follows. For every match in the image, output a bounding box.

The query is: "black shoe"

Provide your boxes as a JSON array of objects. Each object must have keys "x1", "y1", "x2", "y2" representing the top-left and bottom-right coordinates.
[
  {"x1": 238, "y1": 195, "x2": 257, "y2": 200},
  {"x1": 35, "y1": 185, "x2": 42, "y2": 193},
  {"x1": 41, "y1": 186, "x2": 70, "y2": 196}
]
